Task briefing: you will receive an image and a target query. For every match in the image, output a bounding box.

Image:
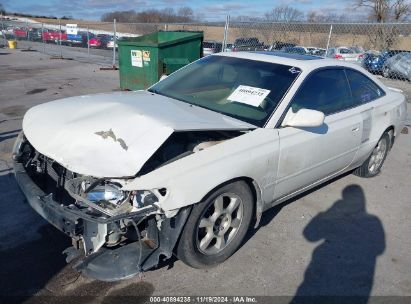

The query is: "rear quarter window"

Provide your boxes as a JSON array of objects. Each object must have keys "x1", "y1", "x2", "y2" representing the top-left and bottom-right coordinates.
[{"x1": 345, "y1": 69, "x2": 385, "y2": 105}]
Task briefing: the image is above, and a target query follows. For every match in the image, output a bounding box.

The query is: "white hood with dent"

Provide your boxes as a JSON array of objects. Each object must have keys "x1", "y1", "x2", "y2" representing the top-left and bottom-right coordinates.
[{"x1": 23, "y1": 91, "x2": 254, "y2": 177}]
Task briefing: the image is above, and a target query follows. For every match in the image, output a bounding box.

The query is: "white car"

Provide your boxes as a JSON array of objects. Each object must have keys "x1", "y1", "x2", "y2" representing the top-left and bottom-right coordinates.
[
  {"x1": 327, "y1": 46, "x2": 363, "y2": 62},
  {"x1": 13, "y1": 52, "x2": 407, "y2": 281},
  {"x1": 107, "y1": 37, "x2": 119, "y2": 49}
]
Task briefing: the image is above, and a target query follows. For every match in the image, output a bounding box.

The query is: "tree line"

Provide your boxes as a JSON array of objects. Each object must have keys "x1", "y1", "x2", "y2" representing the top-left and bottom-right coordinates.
[{"x1": 101, "y1": 7, "x2": 196, "y2": 23}]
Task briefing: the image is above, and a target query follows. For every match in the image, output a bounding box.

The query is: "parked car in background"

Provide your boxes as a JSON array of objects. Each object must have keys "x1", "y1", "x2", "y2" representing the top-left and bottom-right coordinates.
[
  {"x1": 43, "y1": 30, "x2": 67, "y2": 44},
  {"x1": 312, "y1": 48, "x2": 326, "y2": 56},
  {"x1": 203, "y1": 41, "x2": 223, "y2": 56},
  {"x1": 382, "y1": 52, "x2": 411, "y2": 81},
  {"x1": 362, "y1": 50, "x2": 407, "y2": 74},
  {"x1": 64, "y1": 31, "x2": 93, "y2": 47},
  {"x1": 281, "y1": 46, "x2": 307, "y2": 55},
  {"x1": 89, "y1": 34, "x2": 112, "y2": 48},
  {"x1": 13, "y1": 52, "x2": 406, "y2": 281},
  {"x1": 224, "y1": 43, "x2": 233, "y2": 52},
  {"x1": 350, "y1": 46, "x2": 365, "y2": 61},
  {"x1": 107, "y1": 36, "x2": 122, "y2": 49},
  {"x1": 232, "y1": 37, "x2": 265, "y2": 51},
  {"x1": 305, "y1": 47, "x2": 326, "y2": 56},
  {"x1": 13, "y1": 27, "x2": 28, "y2": 40},
  {"x1": 269, "y1": 41, "x2": 296, "y2": 51},
  {"x1": 327, "y1": 47, "x2": 363, "y2": 62},
  {"x1": 28, "y1": 28, "x2": 43, "y2": 42}
]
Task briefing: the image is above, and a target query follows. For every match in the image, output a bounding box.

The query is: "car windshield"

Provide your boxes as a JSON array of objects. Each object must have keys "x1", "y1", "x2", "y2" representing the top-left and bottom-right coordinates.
[{"x1": 148, "y1": 55, "x2": 301, "y2": 127}]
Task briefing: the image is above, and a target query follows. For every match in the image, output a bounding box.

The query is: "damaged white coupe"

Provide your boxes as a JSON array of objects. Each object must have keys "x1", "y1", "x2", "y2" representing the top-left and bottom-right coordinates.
[{"x1": 13, "y1": 52, "x2": 407, "y2": 281}]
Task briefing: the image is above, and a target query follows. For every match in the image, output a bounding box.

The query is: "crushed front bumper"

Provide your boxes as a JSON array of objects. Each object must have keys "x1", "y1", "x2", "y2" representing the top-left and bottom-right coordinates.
[{"x1": 13, "y1": 157, "x2": 190, "y2": 281}]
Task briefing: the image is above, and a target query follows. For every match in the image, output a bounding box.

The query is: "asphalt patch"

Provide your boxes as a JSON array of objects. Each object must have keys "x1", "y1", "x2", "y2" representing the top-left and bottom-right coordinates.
[
  {"x1": 1, "y1": 105, "x2": 26, "y2": 117},
  {"x1": 26, "y1": 88, "x2": 47, "y2": 95}
]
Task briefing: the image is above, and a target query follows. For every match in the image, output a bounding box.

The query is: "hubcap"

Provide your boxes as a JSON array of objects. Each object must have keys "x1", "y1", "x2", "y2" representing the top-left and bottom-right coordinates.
[
  {"x1": 368, "y1": 139, "x2": 387, "y2": 174},
  {"x1": 196, "y1": 193, "x2": 243, "y2": 255}
]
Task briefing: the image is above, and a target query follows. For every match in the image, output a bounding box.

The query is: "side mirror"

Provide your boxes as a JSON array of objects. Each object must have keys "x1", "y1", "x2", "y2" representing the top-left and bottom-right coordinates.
[{"x1": 281, "y1": 108, "x2": 325, "y2": 128}]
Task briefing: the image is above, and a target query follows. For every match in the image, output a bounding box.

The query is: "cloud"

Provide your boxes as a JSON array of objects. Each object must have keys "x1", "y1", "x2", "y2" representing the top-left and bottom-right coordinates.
[{"x1": 202, "y1": 3, "x2": 248, "y2": 14}]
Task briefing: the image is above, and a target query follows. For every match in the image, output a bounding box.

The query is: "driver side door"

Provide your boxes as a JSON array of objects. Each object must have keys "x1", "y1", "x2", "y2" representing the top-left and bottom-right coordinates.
[{"x1": 274, "y1": 68, "x2": 363, "y2": 201}]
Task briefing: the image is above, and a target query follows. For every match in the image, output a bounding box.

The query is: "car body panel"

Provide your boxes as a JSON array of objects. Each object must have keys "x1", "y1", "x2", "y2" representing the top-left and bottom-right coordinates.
[
  {"x1": 274, "y1": 107, "x2": 362, "y2": 200},
  {"x1": 22, "y1": 90, "x2": 255, "y2": 178}
]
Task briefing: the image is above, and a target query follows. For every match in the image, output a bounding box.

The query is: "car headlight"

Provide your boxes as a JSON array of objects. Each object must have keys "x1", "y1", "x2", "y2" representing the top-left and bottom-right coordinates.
[{"x1": 83, "y1": 181, "x2": 126, "y2": 205}]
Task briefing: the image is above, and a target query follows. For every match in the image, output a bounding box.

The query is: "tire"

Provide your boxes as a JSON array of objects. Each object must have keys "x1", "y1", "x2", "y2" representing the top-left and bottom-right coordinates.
[
  {"x1": 176, "y1": 181, "x2": 254, "y2": 269},
  {"x1": 354, "y1": 133, "x2": 390, "y2": 178}
]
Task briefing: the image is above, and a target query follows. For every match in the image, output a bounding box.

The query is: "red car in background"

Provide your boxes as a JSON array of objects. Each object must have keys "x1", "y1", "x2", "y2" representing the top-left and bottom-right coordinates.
[
  {"x1": 42, "y1": 30, "x2": 67, "y2": 44},
  {"x1": 88, "y1": 34, "x2": 112, "y2": 48},
  {"x1": 13, "y1": 28, "x2": 28, "y2": 39}
]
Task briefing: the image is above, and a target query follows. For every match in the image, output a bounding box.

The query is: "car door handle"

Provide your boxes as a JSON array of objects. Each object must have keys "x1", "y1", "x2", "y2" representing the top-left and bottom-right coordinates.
[{"x1": 352, "y1": 125, "x2": 360, "y2": 132}]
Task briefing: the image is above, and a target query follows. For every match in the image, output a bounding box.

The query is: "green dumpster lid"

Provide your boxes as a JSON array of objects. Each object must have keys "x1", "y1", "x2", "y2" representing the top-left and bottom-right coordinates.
[{"x1": 118, "y1": 31, "x2": 203, "y2": 47}]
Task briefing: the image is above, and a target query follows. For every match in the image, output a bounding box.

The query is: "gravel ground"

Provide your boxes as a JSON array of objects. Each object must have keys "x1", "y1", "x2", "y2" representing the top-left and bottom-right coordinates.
[{"x1": 0, "y1": 49, "x2": 410, "y2": 303}]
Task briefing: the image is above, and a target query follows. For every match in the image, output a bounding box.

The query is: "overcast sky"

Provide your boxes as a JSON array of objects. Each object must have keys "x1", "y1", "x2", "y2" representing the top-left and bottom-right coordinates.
[{"x1": 2, "y1": 0, "x2": 361, "y2": 20}]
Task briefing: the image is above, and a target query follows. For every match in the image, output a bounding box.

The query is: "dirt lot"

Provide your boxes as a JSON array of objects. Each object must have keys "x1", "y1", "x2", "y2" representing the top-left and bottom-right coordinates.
[{"x1": 0, "y1": 49, "x2": 410, "y2": 303}]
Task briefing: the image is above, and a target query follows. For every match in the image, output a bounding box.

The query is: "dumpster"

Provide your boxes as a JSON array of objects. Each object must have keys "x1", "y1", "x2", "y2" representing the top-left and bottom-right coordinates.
[{"x1": 118, "y1": 31, "x2": 203, "y2": 90}]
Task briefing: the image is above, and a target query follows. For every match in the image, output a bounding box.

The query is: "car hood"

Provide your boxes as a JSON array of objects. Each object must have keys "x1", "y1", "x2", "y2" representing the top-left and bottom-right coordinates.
[{"x1": 23, "y1": 90, "x2": 254, "y2": 177}]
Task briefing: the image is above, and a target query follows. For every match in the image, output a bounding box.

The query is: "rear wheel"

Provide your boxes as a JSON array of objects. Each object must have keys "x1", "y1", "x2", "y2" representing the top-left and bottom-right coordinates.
[
  {"x1": 354, "y1": 133, "x2": 390, "y2": 178},
  {"x1": 176, "y1": 181, "x2": 253, "y2": 268}
]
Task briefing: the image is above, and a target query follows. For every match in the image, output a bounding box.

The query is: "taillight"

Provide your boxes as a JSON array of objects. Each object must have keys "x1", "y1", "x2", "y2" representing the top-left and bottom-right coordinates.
[{"x1": 334, "y1": 54, "x2": 343, "y2": 60}]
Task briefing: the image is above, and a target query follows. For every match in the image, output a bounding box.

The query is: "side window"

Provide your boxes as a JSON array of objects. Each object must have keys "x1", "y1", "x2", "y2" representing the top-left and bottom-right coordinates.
[
  {"x1": 345, "y1": 69, "x2": 385, "y2": 105},
  {"x1": 290, "y1": 69, "x2": 353, "y2": 115}
]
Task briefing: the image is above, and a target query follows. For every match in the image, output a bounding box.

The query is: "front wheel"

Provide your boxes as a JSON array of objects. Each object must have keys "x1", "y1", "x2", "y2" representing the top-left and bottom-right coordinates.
[
  {"x1": 354, "y1": 133, "x2": 390, "y2": 178},
  {"x1": 176, "y1": 181, "x2": 254, "y2": 269}
]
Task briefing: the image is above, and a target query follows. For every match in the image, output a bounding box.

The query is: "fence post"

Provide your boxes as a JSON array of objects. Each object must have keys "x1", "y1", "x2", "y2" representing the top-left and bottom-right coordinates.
[
  {"x1": 87, "y1": 26, "x2": 90, "y2": 58},
  {"x1": 112, "y1": 19, "x2": 117, "y2": 68},
  {"x1": 0, "y1": 12, "x2": 4, "y2": 31},
  {"x1": 59, "y1": 18, "x2": 63, "y2": 58},
  {"x1": 42, "y1": 22, "x2": 45, "y2": 54},
  {"x1": 222, "y1": 15, "x2": 230, "y2": 52},
  {"x1": 326, "y1": 24, "x2": 333, "y2": 54}
]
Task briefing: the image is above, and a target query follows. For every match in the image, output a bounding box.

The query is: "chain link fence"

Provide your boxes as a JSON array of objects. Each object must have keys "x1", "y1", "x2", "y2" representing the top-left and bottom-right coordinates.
[{"x1": 1, "y1": 17, "x2": 410, "y2": 82}]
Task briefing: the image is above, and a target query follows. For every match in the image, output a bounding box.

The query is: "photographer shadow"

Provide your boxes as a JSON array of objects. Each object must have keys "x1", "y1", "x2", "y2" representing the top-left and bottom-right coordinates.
[{"x1": 292, "y1": 185, "x2": 385, "y2": 303}]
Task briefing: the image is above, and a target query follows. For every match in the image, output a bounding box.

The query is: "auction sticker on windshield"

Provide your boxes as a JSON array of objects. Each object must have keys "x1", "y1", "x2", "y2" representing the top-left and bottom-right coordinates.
[{"x1": 228, "y1": 85, "x2": 271, "y2": 107}]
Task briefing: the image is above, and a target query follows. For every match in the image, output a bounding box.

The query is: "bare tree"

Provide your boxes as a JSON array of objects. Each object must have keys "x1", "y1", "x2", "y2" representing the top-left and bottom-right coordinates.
[
  {"x1": 392, "y1": 0, "x2": 411, "y2": 20},
  {"x1": 178, "y1": 7, "x2": 194, "y2": 22},
  {"x1": 357, "y1": 0, "x2": 411, "y2": 22},
  {"x1": 307, "y1": 11, "x2": 352, "y2": 22},
  {"x1": 161, "y1": 8, "x2": 176, "y2": 23},
  {"x1": 264, "y1": 5, "x2": 304, "y2": 22}
]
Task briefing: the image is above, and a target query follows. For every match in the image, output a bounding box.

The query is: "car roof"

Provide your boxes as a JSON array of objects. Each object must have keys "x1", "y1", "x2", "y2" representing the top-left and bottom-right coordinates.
[{"x1": 214, "y1": 51, "x2": 368, "y2": 72}]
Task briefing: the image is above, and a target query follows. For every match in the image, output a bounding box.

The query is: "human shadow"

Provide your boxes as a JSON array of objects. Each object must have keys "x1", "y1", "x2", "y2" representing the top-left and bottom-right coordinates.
[{"x1": 291, "y1": 185, "x2": 385, "y2": 304}]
